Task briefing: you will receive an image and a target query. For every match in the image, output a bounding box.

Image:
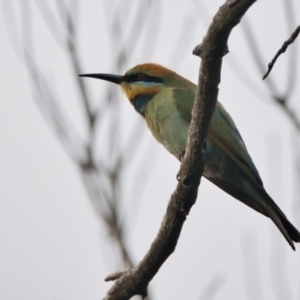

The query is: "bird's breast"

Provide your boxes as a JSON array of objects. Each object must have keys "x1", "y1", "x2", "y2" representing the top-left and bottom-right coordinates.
[
  {"x1": 132, "y1": 94, "x2": 153, "y2": 116},
  {"x1": 144, "y1": 92, "x2": 190, "y2": 158}
]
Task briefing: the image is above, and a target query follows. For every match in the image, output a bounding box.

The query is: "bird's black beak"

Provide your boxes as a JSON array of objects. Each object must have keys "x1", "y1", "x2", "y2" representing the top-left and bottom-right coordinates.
[{"x1": 79, "y1": 73, "x2": 124, "y2": 84}]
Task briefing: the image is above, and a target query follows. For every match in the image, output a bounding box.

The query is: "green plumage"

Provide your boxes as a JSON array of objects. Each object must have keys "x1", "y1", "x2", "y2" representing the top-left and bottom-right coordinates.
[{"x1": 81, "y1": 63, "x2": 300, "y2": 250}]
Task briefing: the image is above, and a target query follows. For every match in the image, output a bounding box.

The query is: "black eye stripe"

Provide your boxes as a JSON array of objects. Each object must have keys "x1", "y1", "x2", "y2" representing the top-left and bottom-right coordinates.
[{"x1": 125, "y1": 73, "x2": 163, "y2": 83}]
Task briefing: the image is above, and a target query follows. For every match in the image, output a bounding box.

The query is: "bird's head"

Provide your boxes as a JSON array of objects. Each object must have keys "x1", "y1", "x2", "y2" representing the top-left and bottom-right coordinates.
[{"x1": 80, "y1": 63, "x2": 195, "y2": 115}]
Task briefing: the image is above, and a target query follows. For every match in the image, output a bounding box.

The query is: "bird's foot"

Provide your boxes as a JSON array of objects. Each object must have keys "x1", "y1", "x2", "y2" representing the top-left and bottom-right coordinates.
[{"x1": 179, "y1": 149, "x2": 185, "y2": 162}]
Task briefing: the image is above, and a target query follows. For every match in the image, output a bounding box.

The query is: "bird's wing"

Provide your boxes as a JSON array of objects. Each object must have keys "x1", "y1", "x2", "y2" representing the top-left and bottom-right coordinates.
[
  {"x1": 173, "y1": 88, "x2": 263, "y2": 186},
  {"x1": 209, "y1": 103, "x2": 263, "y2": 185},
  {"x1": 172, "y1": 88, "x2": 195, "y2": 122},
  {"x1": 174, "y1": 89, "x2": 300, "y2": 249}
]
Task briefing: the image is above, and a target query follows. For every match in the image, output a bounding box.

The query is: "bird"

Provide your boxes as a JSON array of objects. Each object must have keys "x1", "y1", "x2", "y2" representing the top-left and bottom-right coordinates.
[{"x1": 80, "y1": 63, "x2": 300, "y2": 250}]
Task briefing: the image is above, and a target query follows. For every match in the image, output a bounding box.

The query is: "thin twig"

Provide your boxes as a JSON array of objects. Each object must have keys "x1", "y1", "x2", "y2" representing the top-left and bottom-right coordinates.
[
  {"x1": 263, "y1": 25, "x2": 300, "y2": 80},
  {"x1": 240, "y1": 11, "x2": 300, "y2": 132}
]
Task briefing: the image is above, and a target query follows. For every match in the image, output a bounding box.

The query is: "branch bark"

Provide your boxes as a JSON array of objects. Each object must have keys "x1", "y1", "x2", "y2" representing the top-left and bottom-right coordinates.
[{"x1": 104, "y1": 1, "x2": 256, "y2": 299}]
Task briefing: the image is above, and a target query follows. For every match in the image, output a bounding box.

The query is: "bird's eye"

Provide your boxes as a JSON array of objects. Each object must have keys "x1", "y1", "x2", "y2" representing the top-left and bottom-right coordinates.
[{"x1": 137, "y1": 73, "x2": 146, "y2": 80}]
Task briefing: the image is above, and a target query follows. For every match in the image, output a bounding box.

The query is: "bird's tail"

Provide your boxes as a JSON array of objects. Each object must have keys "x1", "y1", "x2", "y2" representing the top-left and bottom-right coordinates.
[
  {"x1": 206, "y1": 176, "x2": 300, "y2": 250},
  {"x1": 260, "y1": 191, "x2": 300, "y2": 251}
]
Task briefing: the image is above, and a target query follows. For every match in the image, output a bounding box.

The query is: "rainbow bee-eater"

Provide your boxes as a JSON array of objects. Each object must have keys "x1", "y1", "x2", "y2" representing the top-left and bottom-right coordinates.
[{"x1": 80, "y1": 63, "x2": 300, "y2": 250}]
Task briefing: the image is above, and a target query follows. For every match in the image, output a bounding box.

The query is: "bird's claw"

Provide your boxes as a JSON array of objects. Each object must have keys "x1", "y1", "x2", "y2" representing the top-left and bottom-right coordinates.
[{"x1": 179, "y1": 149, "x2": 185, "y2": 162}]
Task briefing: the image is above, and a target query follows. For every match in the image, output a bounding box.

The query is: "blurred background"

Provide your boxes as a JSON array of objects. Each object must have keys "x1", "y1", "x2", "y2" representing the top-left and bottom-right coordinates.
[{"x1": 1, "y1": 0, "x2": 300, "y2": 299}]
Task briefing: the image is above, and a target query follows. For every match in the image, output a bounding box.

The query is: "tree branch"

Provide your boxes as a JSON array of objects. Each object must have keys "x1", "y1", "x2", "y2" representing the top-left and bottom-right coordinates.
[
  {"x1": 263, "y1": 25, "x2": 300, "y2": 80},
  {"x1": 103, "y1": 1, "x2": 256, "y2": 299}
]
